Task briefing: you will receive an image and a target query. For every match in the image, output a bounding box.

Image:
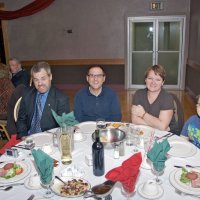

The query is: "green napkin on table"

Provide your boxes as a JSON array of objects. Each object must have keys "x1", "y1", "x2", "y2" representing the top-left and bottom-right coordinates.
[
  {"x1": 32, "y1": 149, "x2": 53, "y2": 184},
  {"x1": 147, "y1": 139, "x2": 170, "y2": 171},
  {"x1": 51, "y1": 110, "x2": 79, "y2": 126}
]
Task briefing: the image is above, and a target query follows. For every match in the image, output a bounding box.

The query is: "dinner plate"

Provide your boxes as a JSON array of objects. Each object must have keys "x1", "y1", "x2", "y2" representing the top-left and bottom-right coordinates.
[
  {"x1": 74, "y1": 134, "x2": 87, "y2": 142},
  {"x1": 168, "y1": 140, "x2": 197, "y2": 157},
  {"x1": 31, "y1": 133, "x2": 53, "y2": 147},
  {"x1": 169, "y1": 168, "x2": 200, "y2": 196},
  {"x1": 0, "y1": 161, "x2": 31, "y2": 184},
  {"x1": 137, "y1": 183, "x2": 164, "y2": 199},
  {"x1": 51, "y1": 177, "x2": 90, "y2": 197},
  {"x1": 130, "y1": 125, "x2": 155, "y2": 137},
  {"x1": 77, "y1": 121, "x2": 96, "y2": 134}
]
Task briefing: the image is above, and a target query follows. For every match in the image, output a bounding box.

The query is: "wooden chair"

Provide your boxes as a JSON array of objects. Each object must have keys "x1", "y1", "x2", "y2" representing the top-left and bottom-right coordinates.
[
  {"x1": 0, "y1": 120, "x2": 10, "y2": 140},
  {"x1": 14, "y1": 97, "x2": 22, "y2": 122},
  {"x1": 170, "y1": 93, "x2": 184, "y2": 135}
]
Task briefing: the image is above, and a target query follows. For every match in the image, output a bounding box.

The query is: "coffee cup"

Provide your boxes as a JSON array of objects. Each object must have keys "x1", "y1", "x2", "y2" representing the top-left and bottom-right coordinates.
[
  {"x1": 74, "y1": 129, "x2": 84, "y2": 141},
  {"x1": 141, "y1": 180, "x2": 159, "y2": 196},
  {"x1": 28, "y1": 175, "x2": 40, "y2": 188}
]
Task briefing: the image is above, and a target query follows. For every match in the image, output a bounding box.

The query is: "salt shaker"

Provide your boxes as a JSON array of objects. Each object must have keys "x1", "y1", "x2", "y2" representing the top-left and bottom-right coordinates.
[{"x1": 119, "y1": 141, "x2": 125, "y2": 156}]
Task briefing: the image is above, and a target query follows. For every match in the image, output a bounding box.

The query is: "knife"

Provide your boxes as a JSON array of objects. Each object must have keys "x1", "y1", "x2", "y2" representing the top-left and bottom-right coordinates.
[
  {"x1": 0, "y1": 182, "x2": 24, "y2": 187},
  {"x1": 27, "y1": 194, "x2": 35, "y2": 200},
  {"x1": 12, "y1": 146, "x2": 30, "y2": 150}
]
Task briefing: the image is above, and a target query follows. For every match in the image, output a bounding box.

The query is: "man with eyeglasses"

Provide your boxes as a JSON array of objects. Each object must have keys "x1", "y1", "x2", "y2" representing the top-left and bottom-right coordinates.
[
  {"x1": 17, "y1": 62, "x2": 70, "y2": 139},
  {"x1": 74, "y1": 65, "x2": 121, "y2": 122}
]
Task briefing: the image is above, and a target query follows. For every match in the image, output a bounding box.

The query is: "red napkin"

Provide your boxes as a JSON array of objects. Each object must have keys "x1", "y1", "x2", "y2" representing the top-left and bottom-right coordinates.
[
  {"x1": 0, "y1": 134, "x2": 21, "y2": 154},
  {"x1": 105, "y1": 152, "x2": 142, "y2": 193}
]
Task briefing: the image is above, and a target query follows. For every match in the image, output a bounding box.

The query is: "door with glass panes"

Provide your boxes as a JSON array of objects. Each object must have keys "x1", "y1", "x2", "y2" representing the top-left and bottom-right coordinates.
[{"x1": 127, "y1": 16, "x2": 185, "y2": 89}]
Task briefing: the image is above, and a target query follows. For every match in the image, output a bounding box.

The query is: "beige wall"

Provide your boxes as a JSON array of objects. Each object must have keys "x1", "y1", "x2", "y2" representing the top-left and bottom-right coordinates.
[
  {"x1": 185, "y1": 0, "x2": 200, "y2": 97},
  {"x1": 2, "y1": 0, "x2": 190, "y2": 60}
]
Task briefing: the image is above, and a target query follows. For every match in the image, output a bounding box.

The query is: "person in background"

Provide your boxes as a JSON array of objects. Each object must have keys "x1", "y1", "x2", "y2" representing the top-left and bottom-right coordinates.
[
  {"x1": 9, "y1": 58, "x2": 30, "y2": 87},
  {"x1": 6, "y1": 84, "x2": 27, "y2": 135},
  {"x1": 17, "y1": 61, "x2": 70, "y2": 139},
  {"x1": 181, "y1": 95, "x2": 200, "y2": 148},
  {"x1": 131, "y1": 64, "x2": 178, "y2": 134},
  {"x1": 74, "y1": 65, "x2": 121, "y2": 122},
  {"x1": 0, "y1": 63, "x2": 15, "y2": 120}
]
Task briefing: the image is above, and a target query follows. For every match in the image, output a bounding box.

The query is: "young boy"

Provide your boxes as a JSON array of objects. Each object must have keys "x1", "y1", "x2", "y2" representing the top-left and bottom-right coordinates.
[{"x1": 181, "y1": 95, "x2": 200, "y2": 148}]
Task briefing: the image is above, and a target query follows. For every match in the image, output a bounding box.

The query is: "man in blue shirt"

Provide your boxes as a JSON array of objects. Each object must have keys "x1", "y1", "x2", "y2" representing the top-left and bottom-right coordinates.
[{"x1": 74, "y1": 65, "x2": 121, "y2": 122}]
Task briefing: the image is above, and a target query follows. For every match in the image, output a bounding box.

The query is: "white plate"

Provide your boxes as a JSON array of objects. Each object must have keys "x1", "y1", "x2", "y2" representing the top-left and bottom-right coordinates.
[
  {"x1": 51, "y1": 177, "x2": 90, "y2": 197},
  {"x1": 74, "y1": 134, "x2": 87, "y2": 142},
  {"x1": 168, "y1": 140, "x2": 197, "y2": 157},
  {"x1": 31, "y1": 133, "x2": 53, "y2": 147},
  {"x1": 137, "y1": 183, "x2": 164, "y2": 199},
  {"x1": 130, "y1": 125, "x2": 155, "y2": 137},
  {"x1": 0, "y1": 161, "x2": 31, "y2": 184},
  {"x1": 169, "y1": 168, "x2": 200, "y2": 196},
  {"x1": 77, "y1": 121, "x2": 96, "y2": 134},
  {"x1": 24, "y1": 177, "x2": 42, "y2": 190}
]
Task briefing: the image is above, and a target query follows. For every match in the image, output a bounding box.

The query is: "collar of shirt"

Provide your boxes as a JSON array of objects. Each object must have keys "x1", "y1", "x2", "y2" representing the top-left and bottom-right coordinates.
[{"x1": 88, "y1": 86, "x2": 103, "y2": 97}]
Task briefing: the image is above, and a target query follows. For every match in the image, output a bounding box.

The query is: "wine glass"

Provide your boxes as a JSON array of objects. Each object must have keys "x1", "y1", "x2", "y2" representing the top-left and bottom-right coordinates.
[
  {"x1": 151, "y1": 162, "x2": 165, "y2": 185},
  {"x1": 40, "y1": 173, "x2": 54, "y2": 198},
  {"x1": 121, "y1": 183, "x2": 135, "y2": 200},
  {"x1": 141, "y1": 136, "x2": 154, "y2": 169},
  {"x1": 96, "y1": 118, "x2": 106, "y2": 129}
]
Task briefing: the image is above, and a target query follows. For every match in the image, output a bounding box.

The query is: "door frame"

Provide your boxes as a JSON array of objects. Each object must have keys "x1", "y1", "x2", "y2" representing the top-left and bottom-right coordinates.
[{"x1": 126, "y1": 15, "x2": 186, "y2": 90}]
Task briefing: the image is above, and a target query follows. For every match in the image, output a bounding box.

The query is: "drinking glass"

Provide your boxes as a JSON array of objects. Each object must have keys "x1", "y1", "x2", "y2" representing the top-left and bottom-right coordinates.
[
  {"x1": 96, "y1": 118, "x2": 106, "y2": 129},
  {"x1": 151, "y1": 162, "x2": 165, "y2": 184},
  {"x1": 40, "y1": 173, "x2": 54, "y2": 198},
  {"x1": 121, "y1": 183, "x2": 135, "y2": 200}
]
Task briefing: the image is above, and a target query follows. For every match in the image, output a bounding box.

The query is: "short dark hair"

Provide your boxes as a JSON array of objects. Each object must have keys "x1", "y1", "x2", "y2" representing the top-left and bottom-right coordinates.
[
  {"x1": 87, "y1": 65, "x2": 105, "y2": 76},
  {"x1": 31, "y1": 61, "x2": 51, "y2": 77},
  {"x1": 144, "y1": 64, "x2": 166, "y2": 81},
  {"x1": 9, "y1": 57, "x2": 21, "y2": 64}
]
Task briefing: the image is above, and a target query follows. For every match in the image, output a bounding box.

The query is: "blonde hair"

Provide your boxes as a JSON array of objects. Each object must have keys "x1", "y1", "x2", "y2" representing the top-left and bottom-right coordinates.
[{"x1": 0, "y1": 63, "x2": 9, "y2": 79}]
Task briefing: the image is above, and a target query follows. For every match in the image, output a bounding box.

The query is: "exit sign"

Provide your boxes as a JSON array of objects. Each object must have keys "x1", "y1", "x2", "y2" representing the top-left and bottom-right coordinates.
[{"x1": 150, "y1": 2, "x2": 164, "y2": 10}]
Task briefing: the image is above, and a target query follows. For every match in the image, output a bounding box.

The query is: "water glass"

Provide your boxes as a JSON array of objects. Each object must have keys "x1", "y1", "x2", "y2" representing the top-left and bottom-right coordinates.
[{"x1": 96, "y1": 118, "x2": 106, "y2": 129}]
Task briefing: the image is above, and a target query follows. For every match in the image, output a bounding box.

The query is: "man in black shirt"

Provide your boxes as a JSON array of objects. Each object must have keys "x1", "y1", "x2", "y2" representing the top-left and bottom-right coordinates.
[{"x1": 9, "y1": 58, "x2": 30, "y2": 87}]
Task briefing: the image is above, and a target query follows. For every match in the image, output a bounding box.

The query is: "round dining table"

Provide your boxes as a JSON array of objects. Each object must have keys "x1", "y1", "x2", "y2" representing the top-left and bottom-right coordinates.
[{"x1": 0, "y1": 122, "x2": 200, "y2": 200}]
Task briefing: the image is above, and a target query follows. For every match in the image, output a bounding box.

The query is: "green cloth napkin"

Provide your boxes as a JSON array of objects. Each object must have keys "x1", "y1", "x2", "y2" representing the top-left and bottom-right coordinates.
[
  {"x1": 147, "y1": 139, "x2": 170, "y2": 171},
  {"x1": 32, "y1": 149, "x2": 53, "y2": 185},
  {"x1": 51, "y1": 110, "x2": 79, "y2": 126}
]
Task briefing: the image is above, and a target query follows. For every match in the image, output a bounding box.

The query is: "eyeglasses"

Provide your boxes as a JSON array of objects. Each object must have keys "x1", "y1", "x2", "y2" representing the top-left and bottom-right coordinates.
[{"x1": 87, "y1": 74, "x2": 104, "y2": 78}]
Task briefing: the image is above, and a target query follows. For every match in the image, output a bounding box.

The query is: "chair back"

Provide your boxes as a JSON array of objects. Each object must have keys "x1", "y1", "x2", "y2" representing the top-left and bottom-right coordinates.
[
  {"x1": 14, "y1": 97, "x2": 22, "y2": 122},
  {"x1": 170, "y1": 93, "x2": 184, "y2": 135}
]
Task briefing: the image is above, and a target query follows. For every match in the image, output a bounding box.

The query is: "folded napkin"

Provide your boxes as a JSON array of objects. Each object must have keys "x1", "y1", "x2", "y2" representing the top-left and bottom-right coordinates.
[
  {"x1": 147, "y1": 139, "x2": 170, "y2": 171},
  {"x1": 0, "y1": 134, "x2": 21, "y2": 155},
  {"x1": 105, "y1": 152, "x2": 142, "y2": 193},
  {"x1": 51, "y1": 110, "x2": 79, "y2": 126},
  {"x1": 32, "y1": 149, "x2": 53, "y2": 185}
]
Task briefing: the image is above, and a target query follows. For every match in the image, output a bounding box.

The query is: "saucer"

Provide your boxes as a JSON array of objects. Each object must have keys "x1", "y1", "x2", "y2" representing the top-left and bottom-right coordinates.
[
  {"x1": 24, "y1": 177, "x2": 41, "y2": 190},
  {"x1": 137, "y1": 183, "x2": 164, "y2": 199}
]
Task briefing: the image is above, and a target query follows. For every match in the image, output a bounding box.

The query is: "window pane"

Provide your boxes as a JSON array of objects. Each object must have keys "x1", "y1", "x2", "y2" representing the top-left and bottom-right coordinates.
[
  {"x1": 158, "y1": 22, "x2": 180, "y2": 51},
  {"x1": 158, "y1": 52, "x2": 179, "y2": 85},
  {"x1": 132, "y1": 22, "x2": 153, "y2": 51},
  {"x1": 132, "y1": 53, "x2": 152, "y2": 84}
]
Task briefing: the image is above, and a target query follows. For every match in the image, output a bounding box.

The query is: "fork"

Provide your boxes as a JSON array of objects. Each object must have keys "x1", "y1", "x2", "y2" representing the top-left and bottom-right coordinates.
[
  {"x1": 175, "y1": 188, "x2": 200, "y2": 198},
  {"x1": 186, "y1": 165, "x2": 200, "y2": 168}
]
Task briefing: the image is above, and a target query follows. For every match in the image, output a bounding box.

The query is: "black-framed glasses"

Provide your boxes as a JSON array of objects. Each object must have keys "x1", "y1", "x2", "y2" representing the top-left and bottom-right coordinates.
[{"x1": 87, "y1": 74, "x2": 104, "y2": 78}]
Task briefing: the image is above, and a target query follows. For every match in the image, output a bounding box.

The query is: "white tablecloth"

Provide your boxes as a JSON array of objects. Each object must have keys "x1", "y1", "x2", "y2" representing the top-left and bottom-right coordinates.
[{"x1": 0, "y1": 124, "x2": 200, "y2": 200}]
